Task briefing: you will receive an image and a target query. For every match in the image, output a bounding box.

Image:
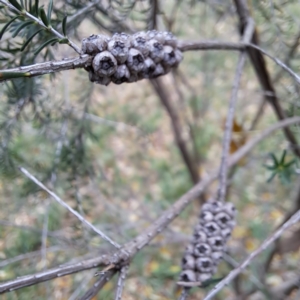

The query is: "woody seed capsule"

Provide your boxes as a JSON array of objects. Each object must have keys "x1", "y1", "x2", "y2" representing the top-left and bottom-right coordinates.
[{"x1": 92, "y1": 51, "x2": 117, "y2": 77}]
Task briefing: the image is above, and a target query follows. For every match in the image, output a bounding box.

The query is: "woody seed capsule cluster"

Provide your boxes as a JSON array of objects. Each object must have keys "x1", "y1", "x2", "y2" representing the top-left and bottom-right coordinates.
[
  {"x1": 81, "y1": 31, "x2": 183, "y2": 85},
  {"x1": 179, "y1": 200, "x2": 236, "y2": 284}
]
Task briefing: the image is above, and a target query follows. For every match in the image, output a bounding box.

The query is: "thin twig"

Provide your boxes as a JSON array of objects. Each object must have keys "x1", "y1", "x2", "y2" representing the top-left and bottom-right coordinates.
[
  {"x1": 78, "y1": 270, "x2": 116, "y2": 300},
  {"x1": 178, "y1": 287, "x2": 190, "y2": 300},
  {"x1": 1, "y1": 117, "x2": 299, "y2": 293},
  {"x1": 19, "y1": 167, "x2": 121, "y2": 249},
  {"x1": 217, "y1": 18, "x2": 254, "y2": 202},
  {"x1": 203, "y1": 206, "x2": 300, "y2": 299},
  {"x1": 0, "y1": 0, "x2": 81, "y2": 54},
  {"x1": 114, "y1": 265, "x2": 129, "y2": 300}
]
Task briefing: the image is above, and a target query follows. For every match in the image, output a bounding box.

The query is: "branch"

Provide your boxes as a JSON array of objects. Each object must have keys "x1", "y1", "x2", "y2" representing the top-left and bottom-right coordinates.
[
  {"x1": 19, "y1": 167, "x2": 121, "y2": 249},
  {"x1": 0, "y1": 55, "x2": 91, "y2": 82},
  {"x1": 1, "y1": 116, "x2": 300, "y2": 293},
  {"x1": 0, "y1": 0, "x2": 81, "y2": 54},
  {"x1": 78, "y1": 270, "x2": 116, "y2": 300},
  {"x1": 114, "y1": 265, "x2": 129, "y2": 300}
]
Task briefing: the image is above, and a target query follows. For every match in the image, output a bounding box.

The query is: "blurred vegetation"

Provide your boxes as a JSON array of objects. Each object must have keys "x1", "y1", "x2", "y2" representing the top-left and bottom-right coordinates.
[{"x1": 1, "y1": 0, "x2": 300, "y2": 299}]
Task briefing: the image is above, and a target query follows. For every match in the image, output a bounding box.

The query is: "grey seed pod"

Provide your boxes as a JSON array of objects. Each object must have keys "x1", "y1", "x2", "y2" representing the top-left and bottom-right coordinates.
[
  {"x1": 92, "y1": 51, "x2": 117, "y2": 77},
  {"x1": 146, "y1": 30, "x2": 165, "y2": 44},
  {"x1": 180, "y1": 270, "x2": 197, "y2": 282},
  {"x1": 222, "y1": 202, "x2": 237, "y2": 217},
  {"x1": 89, "y1": 71, "x2": 111, "y2": 85},
  {"x1": 195, "y1": 257, "x2": 213, "y2": 273},
  {"x1": 227, "y1": 220, "x2": 237, "y2": 229},
  {"x1": 194, "y1": 243, "x2": 212, "y2": 257},
  {"x1": 182, "y1": 255, "x2": 195, "y2": 270},
  {"x1": 112, "y1": 32, "x2": 130, "y2": 41},
  {"x1": 174, "y1": 49, "x2": 183, "y2": 66},
  {"x1": 203, "y1": 221, "x2": 221, "y2": 237},
  {"x1": 221, "y1": 227, "x2": 232, "y2": 240},
  {"x1": 128, "y1": 72, "x2": 139, "y2": 83},
  {"x1": 132, "y1": 35, "x2": 150, "y2": 57},
  {"x1": 208, "y1": 236, "x2": 224, "y2": 251},
  {"x1": 211, "y1": 251, "x2": 223, "y2": 263},
  {"x1": 111, "y1": 65, "x2": 130, "y2": 84},
  {"x1": 148, "y1": 39, "x2": 164, "y2": 63},
  {"x1": 151, "y1": 63, "x2": 165, "y2": 78},
  {"x1": 127, "y1": 48, "x2": 145, "y2": 73},
  {"x1": 96, "y1": 76, "x2": 111, "y2": 86},
  {"x1": 107, "y1": 39, "x2": 129, "y2": 64},
  {"x1": 141, "y1": 57, "x2": 156, "y2": 78},
  {"x1": 193, "y1": 230, "x2": 207, "y2": 243},
  {"x1": 163, "y1": 31, "x2": 177, "y2": 48},
  {"x1": 184, "y1": 244, "x2": 194, "y2": 255},
  {"x1": 82, "y1": 34, "x2": 108, "y2": 55},
  {"x1": 162, "y1": 45, "x2": 177, "y2": 67},
  {"x1": 202, "y1": 201, "x2": 223, "y2": 214},
  {"x1": 199, "y1": 211, "x2": 214, "y2": 224},
  {"x1": 215, "y1": 212, "x2": 232, "y2": 229},
  {"x1": 198, "y1": 273, "x2": 212, "y2": 283}
]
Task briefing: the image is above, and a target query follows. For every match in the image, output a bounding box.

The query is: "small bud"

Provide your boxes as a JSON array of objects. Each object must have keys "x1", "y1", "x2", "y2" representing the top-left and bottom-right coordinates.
[
  {"x1": 194, "y1": 243, "x2": 212, "y2": 257},
  {"x1": 82, "y1": 34, "x2": 108, "y2": 55},
  {"x1": 174, "y1": 49, "x2": 183, "y2": 66},
  {"x1": 111, "y1": 65, "x2": 130, "y2": 84},
  {"x1": 208, "y1": 236, "x2": 224, "y2": 251},
  {"x1": 127, "y1": 48, "x2": 145, "y2": 73},
  {"x1": 107, "y1": 39, "x2": 129, "y2": 64},
  {"x1": 148, "y1": 39, "x2": 164, "y2": 63},
  {"x1": 182, "y1": 255, "x2": 195, "y2": 270},
  {"x1": 92, "y1": 51, "x2": 117, "y2": 77},
  {"x1": 203, "y1": 221, "x2": 221, "y2": 237},
  {"x1": 128, "y1": 72, "x2": 139, "y2": 83},
  {"x1": 180, "y1": 270, "x2": 197, "y2": 282},
  {"x1": 195, "y1": 257, "x2": 213, "y2": 273}
]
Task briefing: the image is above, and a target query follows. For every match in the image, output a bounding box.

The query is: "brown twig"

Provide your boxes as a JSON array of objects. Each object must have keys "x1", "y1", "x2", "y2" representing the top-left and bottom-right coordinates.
[
  {"x1": 150, "y1": 78, "x2": 200, "y2": 184},
  {"x1": 78, "y1": 270, "x2": 116, "y2": 300},
  {"x1": 233, "y1": 0, "x2": 300, "y2": 158}
]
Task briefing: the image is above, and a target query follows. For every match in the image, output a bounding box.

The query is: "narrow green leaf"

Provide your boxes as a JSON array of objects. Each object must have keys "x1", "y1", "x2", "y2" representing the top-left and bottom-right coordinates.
[
  {"x1": 47, "y1": 0, "x2": 53, "y2": 23},
  {"x1": 62, "y1": 15, "x2": 67, "y2": 36},
  {"x1": 267, "y1": 172, "x2": 277, "y2": 183},
  {"x1": 263, "y1": 164, "x2": 276, "y2": 171},
  {"x1": 0, "y1": 71, "x2": 30, "y2": 80},
  {"x1": 34, "y1": 37, "x2": 58, "y2": 55},
  {"x1": 270, "y1": 153, "x2": 279, "y2": 166},
  {"x1": 284, "y1": 159, "x2": 296, "y2": 168},
  {"x1": 0, "y1": 15, "x2": 20, "y2": 40},
  {"x1": 35, "y1": 0, "x2": 39, "y2": 15},
  {"x1": 8, "y1": 0, "x2": 23, "y2": 11},
  {"x1": 12, "y1": 20, "x2": 33, "y2": 37},
  {"x1": 20, "y1": 28, "x2": 43, "y2": 51},
  {"x1": 39, "y1": 7, "x2": 49, "y2": 27},
  {"x1": 280, "y1": 150, "x2": 287, "y2": 165},
  {"x1": 0, "y1": 5, "x2": 6, "y2": 9},
  {"x1": 20, "y1": 0, "x2": 24, "y2": 8}
]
